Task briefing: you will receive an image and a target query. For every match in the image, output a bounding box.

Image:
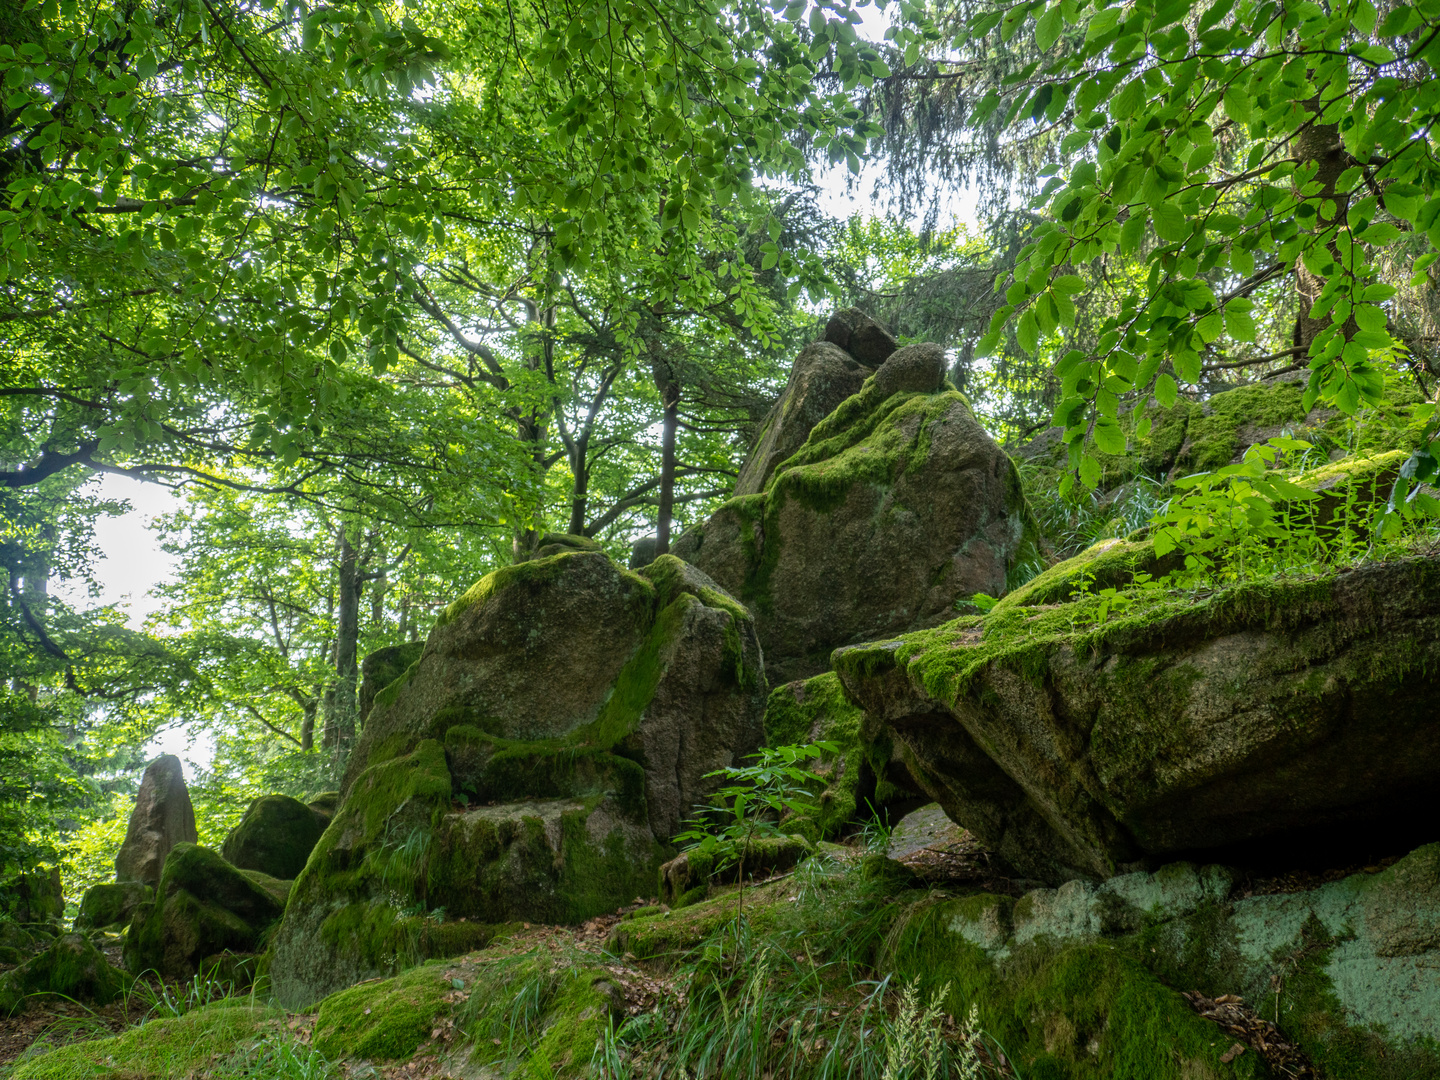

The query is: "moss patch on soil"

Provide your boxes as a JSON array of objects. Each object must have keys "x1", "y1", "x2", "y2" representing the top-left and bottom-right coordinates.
[{"x1": 7, "y1": 1004, "x2": 275, "y2": 1079}]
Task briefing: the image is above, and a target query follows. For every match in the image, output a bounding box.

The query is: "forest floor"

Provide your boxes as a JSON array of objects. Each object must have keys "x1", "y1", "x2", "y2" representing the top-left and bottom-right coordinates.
[{"x1": 1, "y1": 816, "x2": 1378, "y2": 1080}]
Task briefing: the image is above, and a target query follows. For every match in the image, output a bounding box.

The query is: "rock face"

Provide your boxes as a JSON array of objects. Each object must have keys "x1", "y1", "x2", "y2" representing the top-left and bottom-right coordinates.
[
  {"x1": 115, "y1": 755, "x2": 198, "y2": 887},
  {"x1": 732, "y1": 341, "x2": 876, "y2": 498},
  {"x1": 822, "y1": 307, "x2": 898, "y2": 366},
  {"x1": 924, "y1": 844, "x2": 1440, "y2": 1076},
  {"x1": 835, "y1": 553, "x2": 1440, "y2": 884},
  {"x1": 123, "y1": 843, "x2": 286, "y2": 978},
  {"x1": 221, "y1": 794, "x2": 328, "y2": 880},
  {"x1": 358, "y1": 642, "x2": 425, "y2": 724},
  {"x1": 0, "y1": 933, "x2": 127, "y2": 1014},
  {"x1": 73, "y1": 881, "x2": 151, "y2": 931},
  {"x1": 676, "y1": 352, "x2": 1032, "y2": 683},
  {"x1": 270, "y1": 550, "x2": 765, "y2": 1007}
]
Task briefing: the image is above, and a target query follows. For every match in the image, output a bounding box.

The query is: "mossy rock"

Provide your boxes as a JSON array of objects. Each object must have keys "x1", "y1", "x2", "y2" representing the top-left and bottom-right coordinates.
[
  {"x1": 272, "y1": 551, "x2": 766, "y2": 1008},
  {"x1": 517, "y1": 531, "x2": 604, "y2": 562},
  {"x1": 313, "y1": 962, "x2": 454, "y2": 1061},
  {"x1": 0, "y1": 919, "x2": 36, "y2": 955},
  {"x1": 221, "y1": 793, "x2": 327, "y2": 880},
  {"x1": 903, "y1": 847, "x2": 1440, "y2": 1079},
  {"x1": 73, "y1": 881, "x2": 151, "y2": 931},
  {"x1": 359, "y1": 641, "x2": 426, "y2": 724},
  {"x1": 124, "y1": 842, "x2": 286, "y2": 978},
  {"x1": 733, "y1": 339, "x2": 876, "y2": 498},
  {"x1": 890, "y1": 914, "x2": 1273, "y2": 1080},
  {"x1": 0, "y1": 932, "x2": 128, "y2": 1015},
  {"x1": 836, "y1": 553, "x2": 1440, "y2": 883},
  {"x1": 675, "y1": 356, "x2": 1034, "y2": 683},
  {"x1": 763, "y1": 671, "x2": 927, "y2": 840},
  {"x1": 7, "y1": 1004, "x2": 274, "y2": 1079},
  {"x1": 1, "y1": 868, "x2": 63, "y2": 925},
  {"x1": 656, "y1": 834, "x2": 814, "y2": 906}
]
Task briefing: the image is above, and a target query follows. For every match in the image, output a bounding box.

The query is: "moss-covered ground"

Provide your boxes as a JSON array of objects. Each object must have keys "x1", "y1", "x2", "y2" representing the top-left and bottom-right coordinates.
[{"x1": 12, "y1": 839, "x2": 1440, "y2": 1080}]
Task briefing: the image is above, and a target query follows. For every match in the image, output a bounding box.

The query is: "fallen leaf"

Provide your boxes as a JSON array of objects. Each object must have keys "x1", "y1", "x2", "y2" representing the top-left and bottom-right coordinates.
[{"x1": 1220, "y1": 1043, "x2": 1246, "y2": 1064}]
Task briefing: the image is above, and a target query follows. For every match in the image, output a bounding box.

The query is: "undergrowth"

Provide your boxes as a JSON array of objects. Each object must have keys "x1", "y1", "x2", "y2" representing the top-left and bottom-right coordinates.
[{"x1": 593, "y1": 856, "x2": 1014, "y2": 1079}]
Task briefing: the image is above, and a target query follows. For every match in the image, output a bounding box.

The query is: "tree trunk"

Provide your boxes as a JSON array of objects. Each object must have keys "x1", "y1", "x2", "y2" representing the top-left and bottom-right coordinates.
[
  {"x1": 323, "y1": 526, "x2": 361, "y2": 751},
  {"x1": 1293, "y1": 118, "x2": 1355, "y2": 355},
  {"x1": 650, "y1": 349, "x2": 681, "y2": 555},
  {"x1": 567, "y1": 434, "x2": 591, "y2": 536},
  {"x1": 300, "y1": 698, "x2": 317, "y2": 752},
  {"x1": 655, "y1": 392, "x2": 679, "y2": 555}
]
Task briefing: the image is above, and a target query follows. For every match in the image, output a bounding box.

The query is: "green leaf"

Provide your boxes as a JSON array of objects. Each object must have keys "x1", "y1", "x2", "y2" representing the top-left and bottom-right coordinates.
[
  {"x1": 1017, "y1": 309, "x2": 1040, "y2": 355},
  {"x1": 1036, "y1": 6, "x2": 1063, "y2": 50},
  {"x1": 1093, "y1": 416, "x2": 1127, "y2": 455},
  {"x1": 1152, "y1": 202, "x2": 1188, "y2": 242},
  {"x1": 1154, "y1": 373, "x2": 1178, "y2": 407}
]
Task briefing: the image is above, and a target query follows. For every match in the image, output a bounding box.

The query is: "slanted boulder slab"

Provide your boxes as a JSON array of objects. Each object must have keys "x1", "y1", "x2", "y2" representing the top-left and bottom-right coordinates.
[
  {"x1": 124, "y1": 843, "x2": 285, "y2": 977},
  {"x1": 836, "y1": 553, "x2": 1440, "y2": 883},
  {"x1": 115, "y1": 755, "x2": 197, "y2": 887},
  {"x1": 732, "y1": 340, "x2": 875, "y2": 498}
]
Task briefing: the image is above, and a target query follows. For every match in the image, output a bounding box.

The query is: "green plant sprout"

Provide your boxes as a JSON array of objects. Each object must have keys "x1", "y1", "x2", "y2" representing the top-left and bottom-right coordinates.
[{"x1": 675, "y1": 741, "x2": 838, "y2": 921}]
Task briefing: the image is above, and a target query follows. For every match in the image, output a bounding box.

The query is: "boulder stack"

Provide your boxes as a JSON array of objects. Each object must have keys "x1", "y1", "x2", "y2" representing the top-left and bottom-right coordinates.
[
  {"x1": 676, "y1": 325, "x2": 1033, "y2": 683},
  {"x1": 269, "y1": 550, "x2": 766, "y2": 1007},
  {"x1": 221, "y1": 794, "x2": 329, "y2": 880}
]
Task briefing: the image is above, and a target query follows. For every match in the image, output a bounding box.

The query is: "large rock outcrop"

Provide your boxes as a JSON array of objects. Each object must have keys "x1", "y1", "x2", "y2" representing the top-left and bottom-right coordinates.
[
  {"x1": 221, "y1": 793, "x2": 328, "y2": 880},
  {"x1": 676, "y1": 341, "x2": 1032, "y2": 683},
  {"x1": 835, "y1": 553, "x2": 1440, "y2": 885},
  {"x1": 270, "y1": 550, "x2": 765, "y2": 1007},
  {"x1": 115, "y1": 755, "x2": 197, "y2": 887}
]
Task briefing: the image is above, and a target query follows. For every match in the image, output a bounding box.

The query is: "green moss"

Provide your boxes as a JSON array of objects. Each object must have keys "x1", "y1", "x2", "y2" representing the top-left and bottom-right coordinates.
[
  {"x1": 993, "y1": 538, "x2": 1151, "y2": 611},
  {"x1": 8, "y1": 1004, "x2": 274, "y2": 1079},
  {"x1": 1179, "y1": 381, "x2": 1310, "y2": 472},
  {"x1": 836, "y1": 556, "x2": 1440, "y2": 770},
  {"x1": 0, "y1": 933, "x2": 129, "y2": 1015},
  {"x1": 578, "y1": 589, "x2": 693, "y2": 749},
  {"x1": 616, "y1": 878, "x2": 793, "y2": 962},
  {"x1": 238, "y1": 870, "x2": 292, "y2": 908},
  {"x1": 553, "y1": 805, "x2": 666, "y2": 922},
  {"x1": 509, "y1": 969, "x2": 616, "y2": 1079},
  {"x1": 313, "y1": 962, "x2": 452, "y2": 1061},
  {"x1": 437, "y1": 551, "x2": 644, "y2": 630},
  {"x1": 458, "y1": 952, "x2": 618, "y2": 1080},
  {"x1": 890, "y1": 904, "x2": 1271, "y2": 1079},
  {"x1": 369, "y1": 656, "x2": 421, "y2": 715},
  {"x1": 223, "y1": 793, "x2": 325, "y2": 881},
  {"x1": 762, "y1": 672, "x2": 892, "y2": 840},
  {"x1": 74, "y1": 882, "x2": 150, "y2": 930}
]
